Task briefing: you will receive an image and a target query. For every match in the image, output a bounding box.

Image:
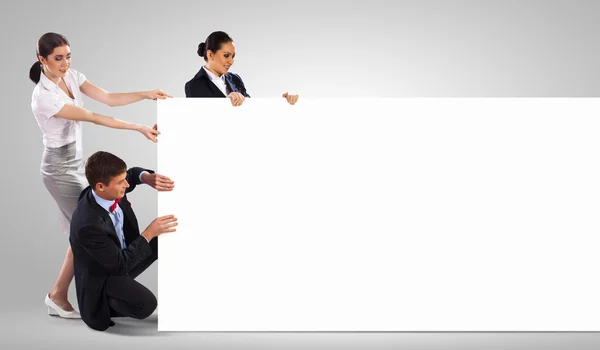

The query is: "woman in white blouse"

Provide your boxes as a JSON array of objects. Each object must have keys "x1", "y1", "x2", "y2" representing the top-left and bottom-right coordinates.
[{"x1": 30, "y1": 32, "x2": 172, "y2": 319}]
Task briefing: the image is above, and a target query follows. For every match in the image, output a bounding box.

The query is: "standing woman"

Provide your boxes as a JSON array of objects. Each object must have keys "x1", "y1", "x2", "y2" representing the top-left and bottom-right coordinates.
[
  {"x1": 184, "y1": 31, "x2": 299, "y2": 106},
  {"x1": 30, "y1": 32, "x2": 171, "y2": 318}
]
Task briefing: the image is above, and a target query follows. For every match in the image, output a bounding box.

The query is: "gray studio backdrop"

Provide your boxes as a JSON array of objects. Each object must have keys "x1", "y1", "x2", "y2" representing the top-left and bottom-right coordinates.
[{"x1": 1, "y1": 0, "x2": 600, "y2": 346}]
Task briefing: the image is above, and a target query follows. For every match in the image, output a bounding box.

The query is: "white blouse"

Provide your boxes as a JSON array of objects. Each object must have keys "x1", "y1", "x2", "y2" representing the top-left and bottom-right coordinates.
[
  {"x1": 31, "y1": 68, "x2": 87, "y2": 153},
  {"x1": 203, "y1": 66, "x2": 228, "y2": 96}
]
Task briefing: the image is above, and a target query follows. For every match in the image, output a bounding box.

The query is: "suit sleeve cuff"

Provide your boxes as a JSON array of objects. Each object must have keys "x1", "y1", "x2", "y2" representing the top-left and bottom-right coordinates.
[{"x1": 139, "y1": 171, "x2": 149, "y2": 183}]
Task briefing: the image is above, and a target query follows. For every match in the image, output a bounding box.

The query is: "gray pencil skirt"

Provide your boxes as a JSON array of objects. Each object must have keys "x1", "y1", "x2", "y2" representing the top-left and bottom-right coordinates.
[{"x1": 40, "y1": 141, "x2": 87, "y2": 235}]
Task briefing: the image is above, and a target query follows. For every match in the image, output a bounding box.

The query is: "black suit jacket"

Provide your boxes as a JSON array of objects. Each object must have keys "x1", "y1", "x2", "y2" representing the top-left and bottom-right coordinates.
[
  {"x1": 185, "y1": 67, "x2": 250, "y2": 98},
  {"x1": 70, "y1": 167, "x2": 157, "y2": 331}
]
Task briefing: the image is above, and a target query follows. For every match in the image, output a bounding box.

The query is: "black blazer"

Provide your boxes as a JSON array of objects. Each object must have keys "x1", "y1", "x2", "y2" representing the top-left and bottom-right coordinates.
[
  {"x1": 69, "y1": 167, "x2": 157, "y2": 331},
  {"x1": 185, "y1": 67, "x2": 250, "y2": 98}
]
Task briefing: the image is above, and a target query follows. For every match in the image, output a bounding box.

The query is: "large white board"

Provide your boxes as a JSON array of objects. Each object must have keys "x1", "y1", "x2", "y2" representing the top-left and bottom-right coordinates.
[{"x1": 157, "y1": 98, "x2": 600, "y2": 331}]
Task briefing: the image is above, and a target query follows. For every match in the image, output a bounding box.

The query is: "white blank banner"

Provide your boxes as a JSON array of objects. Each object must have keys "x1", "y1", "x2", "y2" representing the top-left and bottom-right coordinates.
[{"x1": 157, "y1": 98, "x2": 600, "y2": 331}]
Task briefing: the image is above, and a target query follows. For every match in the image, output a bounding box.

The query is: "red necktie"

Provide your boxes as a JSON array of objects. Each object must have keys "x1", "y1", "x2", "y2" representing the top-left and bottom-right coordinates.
[{"x1": 110, "y1": 198, "x2": 121, "y2": 212}]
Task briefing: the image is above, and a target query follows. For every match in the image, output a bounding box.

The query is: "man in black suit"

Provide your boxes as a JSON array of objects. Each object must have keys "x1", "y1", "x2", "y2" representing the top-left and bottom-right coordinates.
[{"x1": 69, "y1": 151, "x2": 177, "y2": 331}]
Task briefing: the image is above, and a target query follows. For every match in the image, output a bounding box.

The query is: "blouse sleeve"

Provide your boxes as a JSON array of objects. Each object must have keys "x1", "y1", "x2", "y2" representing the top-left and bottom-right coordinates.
[
  {"x1": 32, "y1": 91, "x2": 65, "y2": 119},
  {"x1": 71, "y1": 68, "x2": 87, "y2": 87}
]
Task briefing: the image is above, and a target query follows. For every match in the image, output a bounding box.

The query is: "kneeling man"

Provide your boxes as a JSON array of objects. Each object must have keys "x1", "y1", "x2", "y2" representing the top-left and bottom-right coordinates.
[{"x1": 70, "y1": 151, "x2": 177, "y2": 331}]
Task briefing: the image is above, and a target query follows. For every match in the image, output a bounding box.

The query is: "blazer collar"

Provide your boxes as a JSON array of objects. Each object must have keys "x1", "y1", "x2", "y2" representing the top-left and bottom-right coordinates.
[
  {"x1": 83, "y1": 188, "x2": 114, "y2": 231},
  {"x1": 193, "y1": 67, "x2": 230, "y2": 97},
  {"x1": 84, "y1": 188, "x2": 128, "y2": 241}
]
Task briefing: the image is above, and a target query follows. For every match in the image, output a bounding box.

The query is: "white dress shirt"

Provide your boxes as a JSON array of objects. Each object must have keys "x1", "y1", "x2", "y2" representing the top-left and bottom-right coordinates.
[
  {"x1": 203, "y1": 66, "x2": 228, "y2": 96},
  {"x1": 31, "y1": 68, "x2": 87, "y2": 157}
]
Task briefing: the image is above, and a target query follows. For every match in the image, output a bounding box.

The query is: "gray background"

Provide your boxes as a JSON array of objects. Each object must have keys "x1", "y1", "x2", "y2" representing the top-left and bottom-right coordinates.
[{"x1": 1, "y1": 0, "x2": 600, "y2": 348}]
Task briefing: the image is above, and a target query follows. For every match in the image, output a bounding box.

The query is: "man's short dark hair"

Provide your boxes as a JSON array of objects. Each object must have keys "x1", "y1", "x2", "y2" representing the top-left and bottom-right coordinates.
[{"x1": 85, "y1": 151, "x2": 127, "y2": 187}]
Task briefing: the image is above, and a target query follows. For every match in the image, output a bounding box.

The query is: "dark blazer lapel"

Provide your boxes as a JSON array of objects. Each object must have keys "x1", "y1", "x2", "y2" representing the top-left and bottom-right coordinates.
[
  {"x1": 196, "y1": 68, "x2": 226, "y2": 97},
  {"x1": 86, "y1": 190, "x2": 122, "y2": 247},
  {"x1": 119, "y1": 196, "x2": 140, "y2": 244},
  {"x1": 208, "y1": 80, "x2": 226, "y2": 97}
]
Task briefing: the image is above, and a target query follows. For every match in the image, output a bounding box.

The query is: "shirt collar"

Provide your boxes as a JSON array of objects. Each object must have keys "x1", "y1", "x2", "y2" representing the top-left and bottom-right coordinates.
[
  {"x1": 39, "y1": 69, "x2": 62, "y2": 92},
  {"x1": 203, "y1": 66, "x2": 226, "y2": 83},
  {"x1": 92, "y1": 189, "x2": 116, "y2": 213}
]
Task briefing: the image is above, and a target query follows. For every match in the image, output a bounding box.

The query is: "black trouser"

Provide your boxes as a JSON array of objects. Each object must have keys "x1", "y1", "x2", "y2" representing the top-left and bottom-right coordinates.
[{"x1": 105, "y1": 275, "x2": 157, "y2": 319}]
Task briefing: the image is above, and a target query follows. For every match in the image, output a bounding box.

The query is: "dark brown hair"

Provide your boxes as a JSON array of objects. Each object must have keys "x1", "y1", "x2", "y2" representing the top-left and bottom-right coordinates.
[
  {"x1": 197, "y1": 31, "x2": 233, "y2": 62},
  {"x1": 29, "y1": 32, "x2": 69, "y2": 84},
  {"x1": 85, "y1": 151, "x2": 127, "y2": 188}
]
